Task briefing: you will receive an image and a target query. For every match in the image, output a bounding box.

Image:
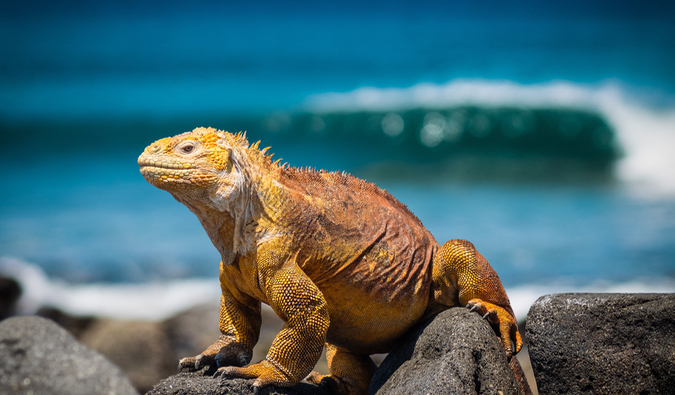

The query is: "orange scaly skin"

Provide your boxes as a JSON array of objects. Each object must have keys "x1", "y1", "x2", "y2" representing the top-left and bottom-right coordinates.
[{"x1": 138, "y1": 127, "x2": 523, "y2": 395}]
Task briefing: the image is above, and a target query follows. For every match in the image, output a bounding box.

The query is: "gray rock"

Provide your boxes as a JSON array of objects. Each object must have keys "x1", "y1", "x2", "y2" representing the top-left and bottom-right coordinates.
[
  {"x1": 526, "y1": 293, "x2": 675, "y2": 395},
  {"x1": 80, "y1": 319, "x2": 174, "y2": 394},
  {"x1": 369, "y1": 307, "x2": 527, "y2": 395},
  {"x1": 0, "y1": 315, "x2": 139, "y2": 395},
  {"x1": 146, "y1": 368, "x2": 330, "y2": 395},
  {"x1": 32, "y1": 304, "x2": 218, "y2": 393},
  {"x1": 149, "y1": 307, "x2": 530, "y2": 395},
  {"x1": 16, "y1": 303, "x2": 288, "y2": 394}
]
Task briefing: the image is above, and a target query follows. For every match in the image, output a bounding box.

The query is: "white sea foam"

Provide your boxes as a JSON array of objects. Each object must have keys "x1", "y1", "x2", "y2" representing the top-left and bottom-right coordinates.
[
  {"x1": 305, "y1": 79, "x2": 675, "y2": 197},
  {"x1": 2, "y1": 257, "x2": 673, "y2": 323},
  {"x1": 0, "y1": 257, "x2": 220, "y2": 321}
]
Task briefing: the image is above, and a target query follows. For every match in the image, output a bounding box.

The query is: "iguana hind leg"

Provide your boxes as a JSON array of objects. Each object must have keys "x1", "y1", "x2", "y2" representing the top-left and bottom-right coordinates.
[
  {"x1": 307, "y1": 344, "x2": 376, "y2": 395},
  {"x1": 430, "y1": 239, "x2": 523, "y2": 356}
]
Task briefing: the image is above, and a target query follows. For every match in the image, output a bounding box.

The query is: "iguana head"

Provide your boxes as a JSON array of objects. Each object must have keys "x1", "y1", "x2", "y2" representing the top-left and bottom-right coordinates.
[{"x1": 138, "y1": 127, "x2": 250, "y2": 211}]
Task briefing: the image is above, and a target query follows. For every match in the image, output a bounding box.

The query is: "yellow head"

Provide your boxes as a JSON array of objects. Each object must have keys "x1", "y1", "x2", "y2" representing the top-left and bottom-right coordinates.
[{"x1": 138, "y1": 127, "x2": 251, "y2": 210}]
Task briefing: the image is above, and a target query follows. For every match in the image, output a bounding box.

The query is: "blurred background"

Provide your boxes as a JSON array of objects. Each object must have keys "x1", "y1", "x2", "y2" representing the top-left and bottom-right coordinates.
[{"x1": 1, "y1": 0, "x2": 675, "y2": 391}]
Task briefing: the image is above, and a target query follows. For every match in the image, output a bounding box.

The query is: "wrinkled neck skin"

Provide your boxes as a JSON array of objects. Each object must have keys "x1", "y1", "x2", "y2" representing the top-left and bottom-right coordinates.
[{"x1": 170, "y1": 153, "x2": 271, "y2": 267}]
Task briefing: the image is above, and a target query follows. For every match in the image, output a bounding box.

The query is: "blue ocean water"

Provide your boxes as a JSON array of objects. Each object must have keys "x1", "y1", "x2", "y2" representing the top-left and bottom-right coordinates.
[{"x1": 1, "y1": 0, "x2": 674, "y2": 318}]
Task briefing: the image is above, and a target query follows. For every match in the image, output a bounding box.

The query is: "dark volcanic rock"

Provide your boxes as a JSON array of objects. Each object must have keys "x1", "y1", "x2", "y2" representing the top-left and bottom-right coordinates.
[
  {"x1": 0, "y1": 315, "x2": 138, "y2": 395},
  {"x1": 149, "y1": 307, "x2": 527, "y2": 395},
  {"x1": 0, "y1": 276, "x2": 21, "y2": 320},
  {"x1": 369, "y1": 307, "x2": 527, "y2": 395},
  {"x1": 526, "y1": 293, "x2": 675, "y2": 395},
  {"x1": 146, "y1": 368, "x2": 330, "y2": 395}
]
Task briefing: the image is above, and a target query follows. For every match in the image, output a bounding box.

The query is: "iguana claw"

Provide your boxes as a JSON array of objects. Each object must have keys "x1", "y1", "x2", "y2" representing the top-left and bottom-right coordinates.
[
  {"x1": 177, "y1": 356, "x2": 197, "y2": 372},
  {"x1": 466, "y1": 298, "x2": 523, "y2": 357},
  {"x1": 178, "y1": 359, "x2": 190, "y2": 372},
  {"x1": 195, "y1": 354, "x2": 206, "y2": 369},
  {"x1": 177, "y1": 337, "x2": 252, "y2": 373},
  {"x1": 216, "y1": 360, "x2": 296, "y2": 389}
]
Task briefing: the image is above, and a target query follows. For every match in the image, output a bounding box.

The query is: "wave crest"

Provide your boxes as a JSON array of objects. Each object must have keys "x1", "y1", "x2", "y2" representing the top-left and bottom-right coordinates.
[{"x1": 304, "y1": 79, "x2": 675, "y2": 196}]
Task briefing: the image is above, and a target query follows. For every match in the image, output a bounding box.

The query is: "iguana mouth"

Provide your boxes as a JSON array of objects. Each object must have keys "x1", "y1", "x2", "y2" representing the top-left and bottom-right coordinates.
[
  {"x1": 138, "y1": 156, "x2": 218, "y2": 187},
  {"x1": 138, "y1": 157, "x2": 196, "y2": 185},
  {"x1": 138, "y1": 158, "x2": 194, "y2": 170}
]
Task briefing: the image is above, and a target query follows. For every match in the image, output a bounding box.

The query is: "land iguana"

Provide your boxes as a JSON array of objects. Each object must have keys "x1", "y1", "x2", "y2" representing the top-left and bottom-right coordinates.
[{"x1": 138, "y1": 127, "x2": 523, "y2": 395}]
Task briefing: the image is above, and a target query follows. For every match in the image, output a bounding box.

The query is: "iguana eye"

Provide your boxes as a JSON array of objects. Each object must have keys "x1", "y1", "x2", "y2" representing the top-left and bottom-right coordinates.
[{"x1": 176, "y1": 141, "x2": 199, "y2": 155}]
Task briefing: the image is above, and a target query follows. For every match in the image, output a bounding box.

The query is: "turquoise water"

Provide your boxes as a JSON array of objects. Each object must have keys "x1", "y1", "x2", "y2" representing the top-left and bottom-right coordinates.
[
  {"x1": 1, "y1": 125, "x2": 674, "y2": 288},
  {"x1": 1, "y1": 1, "x2": 674, "y2": 317}
]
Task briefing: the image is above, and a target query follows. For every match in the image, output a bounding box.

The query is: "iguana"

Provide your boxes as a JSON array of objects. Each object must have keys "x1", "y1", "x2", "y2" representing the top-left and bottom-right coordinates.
[{"x1": 138, "y1": 127, "x2": 523, "y2": 395}]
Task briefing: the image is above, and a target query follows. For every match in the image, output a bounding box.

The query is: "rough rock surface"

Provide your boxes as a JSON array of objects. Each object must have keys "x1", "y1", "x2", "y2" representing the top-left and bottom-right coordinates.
[
  {"x1": 369, "y1": 307, "x2": 526, "y2": 395},
  {"x1": 148, "y1": 307, "x2": 526, "y2": 395},
  {"x1": 526, "y1": 293, "x2": 675, "y2": 395},
  {"x1": 0, "y1": 316, "x2": 139, "y2": 395},
  {"x1": 146, "y1": 367, "x2": 330, "y2": 395}
]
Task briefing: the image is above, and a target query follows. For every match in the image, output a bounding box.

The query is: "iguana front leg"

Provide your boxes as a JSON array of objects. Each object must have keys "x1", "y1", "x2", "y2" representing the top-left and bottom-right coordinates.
[
  {"x1": 431, "y1": 239, "x2": 523, "y2": 356},
  {"x1": 178, "y1": 276, "x2": 262, "y2": 371},
  {"x1": 217, "y1": 248, "x2": 330, "y2": 390}
]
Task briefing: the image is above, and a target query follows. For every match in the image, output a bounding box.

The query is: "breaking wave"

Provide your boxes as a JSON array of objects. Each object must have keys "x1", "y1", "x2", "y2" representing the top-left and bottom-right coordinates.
[{"x1": 302, "y1": 80, "x2": 675, "y2": 196}]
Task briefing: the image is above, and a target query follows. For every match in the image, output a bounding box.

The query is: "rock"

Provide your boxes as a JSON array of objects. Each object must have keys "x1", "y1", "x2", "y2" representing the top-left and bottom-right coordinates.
[
  {"x1": 0, "y1": 315, "x2": 139, "y2": 395},
  {"x1": 369, "y1": 307, "x2": 528, "y2": 395},
  {"x1": 36, "y1": 306, "x2": 95, "y2": 339},
  {"x1": 146, "y1": 303, "x2": 327, "y2": 395},
  {"x1": 79, "y1": 319, "x2": 175, "y2": 394},
  {"x1": 150, "y1": 307, "x2": 528, "y2": 395},
  {"x1": 146, "y1": 368, "x2": 330, "y2": 395},
  {"x1": 0, "y1": 276, "x2": 21, "y2": 320},
  {"x1": 526, "y1": 293, "x2": 675, "y2": 394},
  {"x1": 20, "y1": 303, "x2": 286, "y2": 393}
]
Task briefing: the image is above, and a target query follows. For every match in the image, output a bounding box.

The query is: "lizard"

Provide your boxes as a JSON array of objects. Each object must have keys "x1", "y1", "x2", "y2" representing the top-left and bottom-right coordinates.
[{"x1": 138, "y1": 127, "x2": 523, "y2": 395}]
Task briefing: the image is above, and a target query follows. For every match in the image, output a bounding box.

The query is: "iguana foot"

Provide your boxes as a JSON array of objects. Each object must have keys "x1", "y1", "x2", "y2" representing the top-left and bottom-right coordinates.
[
  {"x1": 305, "y1": 346, "x2": 374, "y2": 395},
  {"x1": 306, "y1": 372, "x2": 351, "y2": 395},
  {"x1": 178, "y1": 336, "x2": 251, "y2": 372},
  {"x1": 466, "y1": 298, "x2": 523, "y2": 357},
  {"x1": 216, "y1": 360, "x2": 297, "y2": 390}
]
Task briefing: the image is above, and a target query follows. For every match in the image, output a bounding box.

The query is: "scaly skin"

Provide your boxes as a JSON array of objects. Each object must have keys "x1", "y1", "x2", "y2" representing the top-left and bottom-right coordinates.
[{"x1": 138, "y1": 127, "x2": 523, "y2": 395}]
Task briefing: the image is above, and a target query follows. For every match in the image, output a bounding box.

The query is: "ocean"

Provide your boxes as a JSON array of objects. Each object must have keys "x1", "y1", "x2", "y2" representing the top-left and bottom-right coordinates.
[{"x1": 1, "y1": 0, "x2": 675, "y2": 322}]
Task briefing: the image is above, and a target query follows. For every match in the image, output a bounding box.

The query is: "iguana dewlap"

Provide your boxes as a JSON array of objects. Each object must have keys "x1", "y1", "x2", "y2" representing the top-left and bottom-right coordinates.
[{"x1": 138, "y1": 127, "x2": 522, "y2": 395}]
